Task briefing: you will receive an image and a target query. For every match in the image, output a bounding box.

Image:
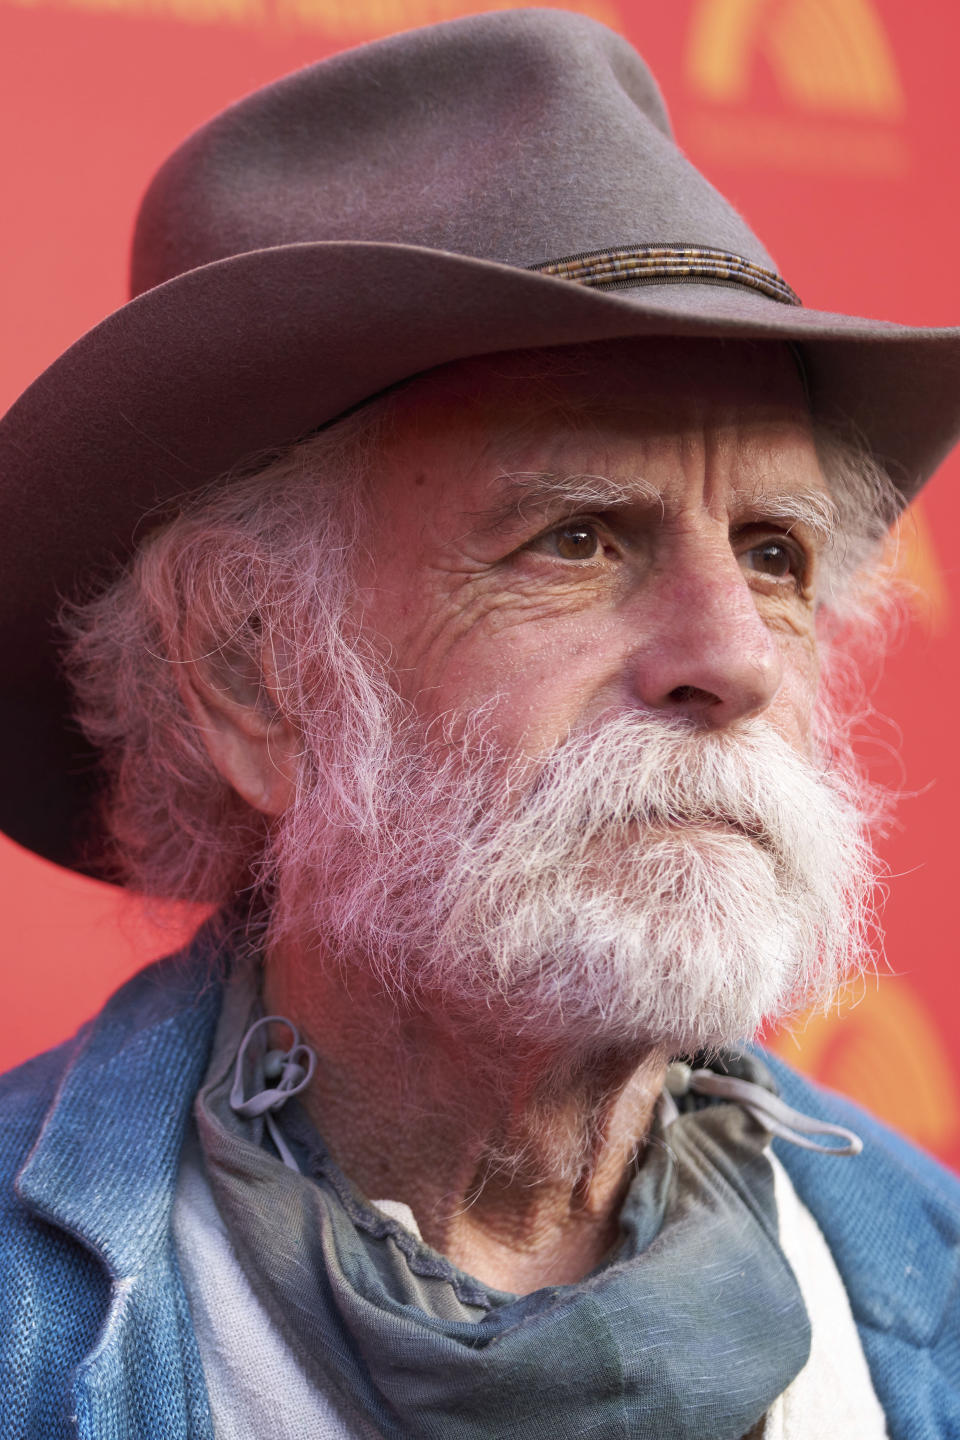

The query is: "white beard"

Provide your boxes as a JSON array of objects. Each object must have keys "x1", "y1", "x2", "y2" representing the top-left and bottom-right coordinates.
[{"x1": 273, "y1": 706, "x2": 880, "y2": 1059}]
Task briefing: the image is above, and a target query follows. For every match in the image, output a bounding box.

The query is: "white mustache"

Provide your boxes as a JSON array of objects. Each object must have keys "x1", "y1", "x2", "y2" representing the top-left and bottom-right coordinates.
[{"x1": 503, "y1": 714, "x2": 828, "y2": 874}]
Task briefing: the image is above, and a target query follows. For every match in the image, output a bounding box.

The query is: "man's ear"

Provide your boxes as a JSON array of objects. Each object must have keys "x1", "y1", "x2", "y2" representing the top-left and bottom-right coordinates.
[{"x1": 178, "y1": 641, "x2": 299, "y2": 817}]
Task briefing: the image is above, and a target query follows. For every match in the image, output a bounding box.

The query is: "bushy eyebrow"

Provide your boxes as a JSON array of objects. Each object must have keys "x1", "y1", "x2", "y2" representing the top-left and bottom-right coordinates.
[
  {"x1": 474, "y1": 470, "x2": 661, "y2": 534},
  {"x1": 475, "y1": 470, "x2": 841, "y2": 546},
  {"x1": 727, "y1": 486, "x2": 841, "y2": 545}
]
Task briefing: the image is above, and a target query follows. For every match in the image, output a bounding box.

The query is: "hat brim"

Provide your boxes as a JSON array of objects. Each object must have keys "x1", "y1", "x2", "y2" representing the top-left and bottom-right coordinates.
[{"x1": 3, "y1": 240, "x2": 960, "y2": 868}]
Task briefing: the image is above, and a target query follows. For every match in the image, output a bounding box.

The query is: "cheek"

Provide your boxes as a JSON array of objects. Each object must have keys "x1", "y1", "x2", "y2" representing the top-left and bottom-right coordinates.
[
  {"x1": 772, "y1": 627, "x2": 821, "y2": 748},
  {"x1": 417, "y1": 612, "x2": 625, "y2": 752}
]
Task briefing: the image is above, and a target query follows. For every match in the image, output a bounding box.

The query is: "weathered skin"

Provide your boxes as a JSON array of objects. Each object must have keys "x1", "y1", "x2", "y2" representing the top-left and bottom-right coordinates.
[{"x1": 184, "y1": 337, "x2": 830, "y2": 1293}]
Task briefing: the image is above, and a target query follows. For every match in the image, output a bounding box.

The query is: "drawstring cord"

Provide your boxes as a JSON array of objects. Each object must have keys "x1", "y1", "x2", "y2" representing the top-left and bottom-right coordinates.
[
  {"x1": 228, "y1": 1018, "x2": 862, "y2": 1169},
  {"x1": 664, "y1": 1061, "x2": 863, "y2": 1157},
  {"x1": 229, "y1": 1015, "x2": 318, "y2": 1171}
]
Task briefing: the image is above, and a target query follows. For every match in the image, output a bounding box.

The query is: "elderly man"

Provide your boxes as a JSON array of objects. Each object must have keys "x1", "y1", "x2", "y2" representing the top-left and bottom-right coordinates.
[{"x1": 1, "y1": 9, "x2": 959, "y2": 1439}]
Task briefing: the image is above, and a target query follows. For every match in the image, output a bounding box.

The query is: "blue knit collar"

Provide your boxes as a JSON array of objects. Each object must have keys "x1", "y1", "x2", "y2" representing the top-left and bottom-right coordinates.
[{"x1": 16, "y1": 933, "x2": 224, "y2": 1277}]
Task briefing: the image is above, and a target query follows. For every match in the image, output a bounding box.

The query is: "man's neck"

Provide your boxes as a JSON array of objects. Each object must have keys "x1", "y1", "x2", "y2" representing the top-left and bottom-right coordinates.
[{"x1": 264, "y1": 947, "x2": 668, "y2": 1294}]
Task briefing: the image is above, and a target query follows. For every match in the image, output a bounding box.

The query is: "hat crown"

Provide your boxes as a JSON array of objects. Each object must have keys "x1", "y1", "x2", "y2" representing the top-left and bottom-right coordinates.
[{"x1": 131, "y1": 8, "x2": 776, "y2": 297}]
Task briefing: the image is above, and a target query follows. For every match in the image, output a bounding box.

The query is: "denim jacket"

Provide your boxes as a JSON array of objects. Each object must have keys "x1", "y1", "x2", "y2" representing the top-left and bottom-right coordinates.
[{"x1": 2, "y1": 943, "x2": 960, "y2": 1440}]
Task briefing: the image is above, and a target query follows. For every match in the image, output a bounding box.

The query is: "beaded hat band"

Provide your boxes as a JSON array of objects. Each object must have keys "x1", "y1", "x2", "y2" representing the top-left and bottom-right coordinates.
[{"x1": 529, "y1": 245, "x2": 802, "y2": 307}]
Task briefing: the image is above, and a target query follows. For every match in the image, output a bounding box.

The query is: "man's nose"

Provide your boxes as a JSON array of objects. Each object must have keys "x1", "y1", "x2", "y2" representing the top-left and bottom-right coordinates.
[{"x1": 625, "y1": 546, "x2": 783, "y2": 728}]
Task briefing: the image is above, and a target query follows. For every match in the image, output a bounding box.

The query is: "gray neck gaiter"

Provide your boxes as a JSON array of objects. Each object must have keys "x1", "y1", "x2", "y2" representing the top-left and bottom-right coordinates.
[{"x1": 194, "y1": 976, "x2": 811, "y2": 1440}]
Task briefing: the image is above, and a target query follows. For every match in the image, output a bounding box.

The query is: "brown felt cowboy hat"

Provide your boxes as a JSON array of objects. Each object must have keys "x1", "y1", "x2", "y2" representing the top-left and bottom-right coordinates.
[{"x1": 3, "y1": 6, "x2": 960, "y2": 870}]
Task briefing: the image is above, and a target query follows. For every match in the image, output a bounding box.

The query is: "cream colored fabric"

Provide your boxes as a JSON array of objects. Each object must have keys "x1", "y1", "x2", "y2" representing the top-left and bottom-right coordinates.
[
  {"x1": 173, "y1": 1126, "x2": 888, "y2": 1439},
  {"x1": 762, "y1": 1153, "x2": 888, "y2": 1439},
  {"x1": 172, "y1": 1127, "x2": 382, "y2": 1440}
]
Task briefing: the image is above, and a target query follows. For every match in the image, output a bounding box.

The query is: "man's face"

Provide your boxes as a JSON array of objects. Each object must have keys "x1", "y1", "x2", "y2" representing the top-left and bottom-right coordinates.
[
  {"x1": 354, "y1": 338, "x2": 826, "y2": 765},
  {"x1": 275, "y1": 337, "x2": 874, "y2": 1061}
]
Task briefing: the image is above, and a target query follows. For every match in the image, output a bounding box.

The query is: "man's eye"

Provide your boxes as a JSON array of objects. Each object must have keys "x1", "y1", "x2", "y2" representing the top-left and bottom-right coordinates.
[
  {"x1": 545, "y1": 523, "x2": 602, "y2": 561},
  {"x1": 742, "y1": 540, "x2": 804, "y2": 583}
]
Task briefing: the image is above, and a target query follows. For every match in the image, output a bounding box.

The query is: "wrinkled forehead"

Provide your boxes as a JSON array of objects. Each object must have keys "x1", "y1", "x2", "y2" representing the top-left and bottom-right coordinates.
[{"x1": 377, "y1": 337, "x2": 819, "y2": 509}]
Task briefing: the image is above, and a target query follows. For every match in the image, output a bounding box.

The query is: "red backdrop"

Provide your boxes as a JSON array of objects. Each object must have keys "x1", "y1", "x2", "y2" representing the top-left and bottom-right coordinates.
[{"x1": 2, "y1": 0, "x2": 958, "y2": 1164}]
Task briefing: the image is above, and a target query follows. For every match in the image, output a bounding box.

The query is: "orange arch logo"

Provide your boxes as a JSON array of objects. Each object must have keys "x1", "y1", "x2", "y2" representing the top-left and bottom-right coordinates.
[
  {"x1": 892, "y1": 500, "x2": 949, "y2": 633},
  {"x1": 770, "y1": 976, "x2": 959, "y2": 1156},
  {"x1": 686, "y1": 0, "x2": 904, "y2": 118}
]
